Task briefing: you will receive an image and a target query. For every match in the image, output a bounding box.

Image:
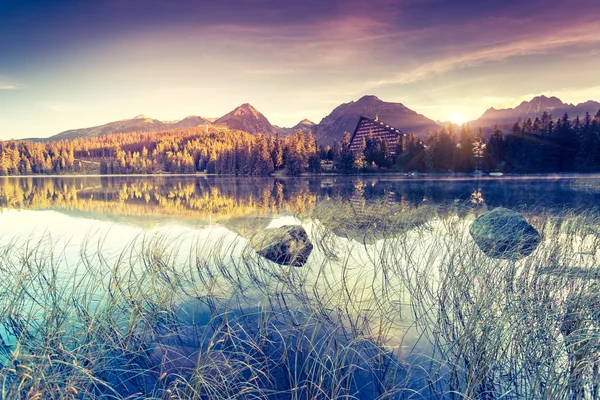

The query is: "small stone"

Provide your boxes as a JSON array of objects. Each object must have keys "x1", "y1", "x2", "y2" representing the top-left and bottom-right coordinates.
[
  {"x1": 470, "y1": 207, "x2": 541, "y2": 259},
  {"x1": 251, "y1": 225, "x2": 313, "y2": 267}
]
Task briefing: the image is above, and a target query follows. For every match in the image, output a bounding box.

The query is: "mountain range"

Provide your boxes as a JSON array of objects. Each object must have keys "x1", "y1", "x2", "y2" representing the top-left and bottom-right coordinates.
[
  {"x1": 48, "y1": 105, "x2": 311, "y2": 142},
  {"x1": 45, "y1": 94, "x2": 600, "y2": 144},
  {"x1": 51, "y1": 115, "x2": 212, "y2": 141},
  {"x1": 273, "y1": 119, "x2": 316, "y2": 136},
  {"x1": 313, "y1": 95, "x2": 440, "y2": 144},
  {"x1": 473, "y1": 95, "x2": 600, "y2": 130}
]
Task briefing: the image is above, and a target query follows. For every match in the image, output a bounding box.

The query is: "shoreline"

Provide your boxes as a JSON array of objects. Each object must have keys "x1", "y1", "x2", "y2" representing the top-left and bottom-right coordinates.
[{"x1": 2, "y1": 172, "x2": 600, "y2": 180}]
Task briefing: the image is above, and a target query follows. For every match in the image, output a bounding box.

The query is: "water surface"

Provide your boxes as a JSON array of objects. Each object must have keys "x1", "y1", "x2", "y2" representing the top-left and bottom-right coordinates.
[{"x1": 1, "y1": 175, "x2": 600, "y2": 398}]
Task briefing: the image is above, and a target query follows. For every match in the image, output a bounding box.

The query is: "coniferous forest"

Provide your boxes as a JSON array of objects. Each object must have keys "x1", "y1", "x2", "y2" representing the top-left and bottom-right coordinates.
[{"x1": 1, "y1": 110, "x2": 600, "y2": 176}]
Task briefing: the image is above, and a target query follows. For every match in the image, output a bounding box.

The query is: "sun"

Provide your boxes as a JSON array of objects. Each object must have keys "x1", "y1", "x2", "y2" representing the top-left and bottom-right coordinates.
[{"x1": 450, "y1": 113, "x2": 467, "y2": 125}]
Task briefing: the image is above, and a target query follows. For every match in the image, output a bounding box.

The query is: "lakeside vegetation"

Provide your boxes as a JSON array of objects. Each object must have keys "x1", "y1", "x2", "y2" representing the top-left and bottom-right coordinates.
[
  {"x1": 2, "y1": 111, "x2": 600, "y2": 177},
  {"x1": 1, "y1": 198, "x2": 600, "y2": 398}
]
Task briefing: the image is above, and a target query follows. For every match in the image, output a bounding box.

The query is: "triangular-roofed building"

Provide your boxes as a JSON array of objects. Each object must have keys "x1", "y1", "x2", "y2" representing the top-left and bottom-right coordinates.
[{"x1": 349, "y1": 116, "x2": 405, "y2": 154}]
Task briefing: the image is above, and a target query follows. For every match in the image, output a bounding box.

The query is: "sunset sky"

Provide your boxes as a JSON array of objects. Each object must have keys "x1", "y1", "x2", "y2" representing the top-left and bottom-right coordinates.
[{"x1": 1, "y1": 0, "x2": 600, "y2": 139}]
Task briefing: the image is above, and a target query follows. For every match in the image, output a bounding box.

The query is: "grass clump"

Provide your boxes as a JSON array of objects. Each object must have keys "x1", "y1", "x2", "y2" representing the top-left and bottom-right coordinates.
[{"x1": 0, "y1": 202, "x2": 600, "y2": 399}]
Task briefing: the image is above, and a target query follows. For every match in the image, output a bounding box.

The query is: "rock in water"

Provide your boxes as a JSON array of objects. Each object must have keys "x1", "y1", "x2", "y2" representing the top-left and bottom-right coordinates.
[
  {"x1": 469, "y1": 207, "x2": 541, "y2": 259},
  {"x1": 251, "y1": 225, "x2": 313, "y2": 267}
]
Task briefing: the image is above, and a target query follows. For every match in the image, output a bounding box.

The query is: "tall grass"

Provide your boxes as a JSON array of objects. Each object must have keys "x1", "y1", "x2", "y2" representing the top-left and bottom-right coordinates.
[{"x1": 0, "y1": 202, "x2": 599, "y2": 399}]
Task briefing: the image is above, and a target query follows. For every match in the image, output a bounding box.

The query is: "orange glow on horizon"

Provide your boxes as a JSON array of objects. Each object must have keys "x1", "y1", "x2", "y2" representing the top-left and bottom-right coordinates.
[{"x1": 450, "y1": 113, "x2": 467, "y2": 125}]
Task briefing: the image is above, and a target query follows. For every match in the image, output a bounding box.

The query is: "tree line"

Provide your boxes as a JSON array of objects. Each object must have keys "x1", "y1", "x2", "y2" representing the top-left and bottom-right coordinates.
[
  {"x1": 1, "y1": 110, "x2": 599, "y2": 176},
  {"x1": 0, "y1": 140, "x2": 77, "y2": 175},
  {"x1": 329, "y1": 110, "x2": 600, "y2": 174}
]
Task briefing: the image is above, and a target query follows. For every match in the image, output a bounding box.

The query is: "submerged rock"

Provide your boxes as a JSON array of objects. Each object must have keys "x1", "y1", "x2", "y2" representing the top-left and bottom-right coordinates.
[
  {"x1": 251, "y1": 225, "x2": 313, "y2": 267},
  {"x1": 470, "y1": 207, "x2": 541, "y2": 259},
  {"x1": 313, "y1": 200, "x2": 432, "y2": 245}
]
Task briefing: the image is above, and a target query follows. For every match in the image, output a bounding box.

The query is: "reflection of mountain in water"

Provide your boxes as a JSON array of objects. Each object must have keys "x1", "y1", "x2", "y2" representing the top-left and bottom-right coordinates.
[{"x1": 1, "y1": 176, "x2": 600, "y2": 231}]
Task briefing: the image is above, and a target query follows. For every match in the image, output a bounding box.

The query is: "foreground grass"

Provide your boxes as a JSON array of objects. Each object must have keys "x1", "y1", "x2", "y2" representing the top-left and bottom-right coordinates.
[{"x1": 0, "y1": 203, "x2": 599, "y2": 399}]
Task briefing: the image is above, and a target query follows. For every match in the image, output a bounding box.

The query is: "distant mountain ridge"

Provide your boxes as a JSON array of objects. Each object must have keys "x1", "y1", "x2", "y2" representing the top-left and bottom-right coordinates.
[
  {"x1": 313, "y1": 95, "x2": 440, "y2": 145},
  {"x1": 44, "y1": 94, "x2": 600, "y2": 143},
  {"x1": 48, "y1": 104, "x2": 314, "y2": 141},
  {"x1": 274, "y1": 118, "x2": 316, "y2": 136},
  {"x1": 51, "y1": 114, "x2": 211, "y2": 141},
  {"x1": 472, "y1": 95, "x2": 600, "y2": 129},
  {"x1": 49, "y1": 103, "x2": 287, "y2": 141}
]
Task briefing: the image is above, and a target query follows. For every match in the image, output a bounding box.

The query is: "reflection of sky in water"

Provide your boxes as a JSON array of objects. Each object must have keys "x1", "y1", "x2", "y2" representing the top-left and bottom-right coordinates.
[
  {"x1": 1, "y1": 208, "x2": 193, "y2": 258},
  {"x1": 0, "y1": 206, "x2": 426, "y2": 352},
  {"x1": 0, "y1": 208, "x2": 247, "y2": 288}
]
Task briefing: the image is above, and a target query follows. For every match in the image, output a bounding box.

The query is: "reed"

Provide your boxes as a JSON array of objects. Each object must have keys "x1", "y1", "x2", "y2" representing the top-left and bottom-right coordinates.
[{"x1": 0, "y1": 202, "x2": 598, "y2": 399}]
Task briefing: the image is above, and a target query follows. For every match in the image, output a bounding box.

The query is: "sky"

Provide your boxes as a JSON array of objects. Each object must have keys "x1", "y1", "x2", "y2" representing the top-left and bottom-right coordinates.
[{"x1": 1, "y1": 0, "x2": 600, "y2": 139}]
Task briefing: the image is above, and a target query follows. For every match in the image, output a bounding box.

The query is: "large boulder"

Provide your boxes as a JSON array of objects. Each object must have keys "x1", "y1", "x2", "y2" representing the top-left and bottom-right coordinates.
[
  {"x1": 251, "y1": 225, "x2": 313, "y2": 267},
  {"x1": 469, "y1": 207, "x2": 541, "y2": 259}
]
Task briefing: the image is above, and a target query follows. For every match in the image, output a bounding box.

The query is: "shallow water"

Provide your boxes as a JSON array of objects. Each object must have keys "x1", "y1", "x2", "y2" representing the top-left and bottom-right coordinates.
[{"x1": 1, "y1": 175, "x2": 600, "y2": 398}]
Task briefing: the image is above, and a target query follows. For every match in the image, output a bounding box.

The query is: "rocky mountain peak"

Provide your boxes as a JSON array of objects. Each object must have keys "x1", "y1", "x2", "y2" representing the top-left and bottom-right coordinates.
[
  {"x1": 356, "y1": 95, "x2": 382, "y2": 103},
  {"x1": 473, "y1": 95, "x2": 600, "y2": 132},
  {"x1": 214, "y1": 103, "x2": 275, "y2": 134},
  {"x1": 313, "y1": 95, "x2": 439, "y2": 145}
]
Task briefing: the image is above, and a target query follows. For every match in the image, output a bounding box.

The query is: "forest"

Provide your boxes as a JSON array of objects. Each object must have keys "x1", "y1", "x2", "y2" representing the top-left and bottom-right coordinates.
[{"x1": 1, "y1": 110, "x2": 600, "y2": 176}]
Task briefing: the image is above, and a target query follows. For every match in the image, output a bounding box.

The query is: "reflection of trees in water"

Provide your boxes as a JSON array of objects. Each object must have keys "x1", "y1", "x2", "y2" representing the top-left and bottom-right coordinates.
[
  {"x1": 471, "y1": 188, "x2": 484, "y2": 205},
  {"x1": 0, "y1": 176, "x2": 599, "y2": 222},
  {"x1": 352, "y1": 177, "x2": 600, "y2": 211},
  {"x1": 0, "y1": 177, "x2": 318, "y2": 220}
]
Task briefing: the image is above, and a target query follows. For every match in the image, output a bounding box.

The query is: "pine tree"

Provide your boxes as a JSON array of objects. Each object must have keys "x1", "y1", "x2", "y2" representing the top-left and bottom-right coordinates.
[
  {"x1": 0, "y1": 152, "x2": 7, "y2": 176},
  {"x1": 334, "y1": 132, "x2": 355, "y2": 174},
  {"x1": 272, "y1": 133, "x2": 284, "y2": 170},
  {"x1": 285, "y1": 130, "x2": 309, "y2": 176},
  {"x1": 426, "y1": 127, "x2": 454, "y2": 172},
  {"x1": 553, "y1": 112, "x2": 578, "y2": 172},
  {"x1": 253, "y1": 135, "x2": 274, "y2": 176},
  {"x1": 308, "y1": 153, "x2": 321, "y2": 173},
  {"x1": 472, "y1": 128, "x2": 486, "y2": 171},
  {"x1": 454, "y1": 124, "x2": 474, "y2": 172},
  {"x1": 485, "y1": 127, "x2": 506, "y2": 172},
  {"x1": 576, "y1": 112, "x2": 598, "y2": 171},
  {"x1": 397, "y1": 133, "x2": 425, "y2": 172}
]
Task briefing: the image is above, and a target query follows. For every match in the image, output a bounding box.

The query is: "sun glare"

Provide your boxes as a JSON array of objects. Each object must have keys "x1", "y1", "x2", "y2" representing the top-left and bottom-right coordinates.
[{"x1": 450, "y1": 113, "x2": 467, "y2": 125}]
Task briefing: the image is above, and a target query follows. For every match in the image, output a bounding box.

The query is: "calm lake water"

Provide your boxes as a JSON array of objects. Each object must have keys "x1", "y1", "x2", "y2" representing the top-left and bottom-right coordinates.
[
  {"x1": 1, "y1": 174, "x2": 599, "y2": 234},
  {"x1": 0, "y1": 174, "x2": 594, "y2": 259},
  {"x1": 0, "y1": 174, "x2": 597, "y2": 253},
  {"x1": 1, "y1": 175, "x2": 600, "y2": 398}
]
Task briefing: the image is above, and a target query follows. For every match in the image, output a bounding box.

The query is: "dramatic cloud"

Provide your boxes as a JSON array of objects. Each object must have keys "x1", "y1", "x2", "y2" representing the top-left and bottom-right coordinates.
[{"x1": 368, "y1": 20, "x2": 600, "y2": 87}]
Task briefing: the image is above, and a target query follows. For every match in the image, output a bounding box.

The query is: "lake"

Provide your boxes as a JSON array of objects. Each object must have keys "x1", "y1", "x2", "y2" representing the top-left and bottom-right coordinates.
[{"x1": 1, "y1": 175, "x2": 600, "y2": 399}]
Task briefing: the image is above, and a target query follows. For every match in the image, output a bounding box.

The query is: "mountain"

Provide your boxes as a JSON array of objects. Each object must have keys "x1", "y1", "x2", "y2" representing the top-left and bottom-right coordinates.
[
  {"x1": 47, "y1": 104, "x2": 278, "y2": 141},
  {"x1": 50, "y1": 114, "x2": 210, "y2": 141},
  {"x1": 213, "y1": 103, "x2": 276, "y2": 135},
  {"x1": 274, "y1": 118, "x2": 316, "y2": 136},
  {"x1": 313, "y1": 95, "x2": 440, "y2": 145},
  {"x1": 473, "y1": 95, "x2": 600, "y2": 130},
  {"x1": 45, "y1": 95, "x2": 600, "y2": 144},
  {"x1": 171, "y1": 116, "x2": 211, "y2": 129},
  {"x1": 292, "y1": 118, "x2": 316, "y2": 130}
]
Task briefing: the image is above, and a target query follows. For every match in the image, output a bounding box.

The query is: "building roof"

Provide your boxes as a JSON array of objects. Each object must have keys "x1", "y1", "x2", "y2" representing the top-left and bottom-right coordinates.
[
  {"x1": 348, "y1": 116, "x2": 406, "y2": 154},
  {"x1": 349, "y1": 116, "x2": 405, "y2": 144}
]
